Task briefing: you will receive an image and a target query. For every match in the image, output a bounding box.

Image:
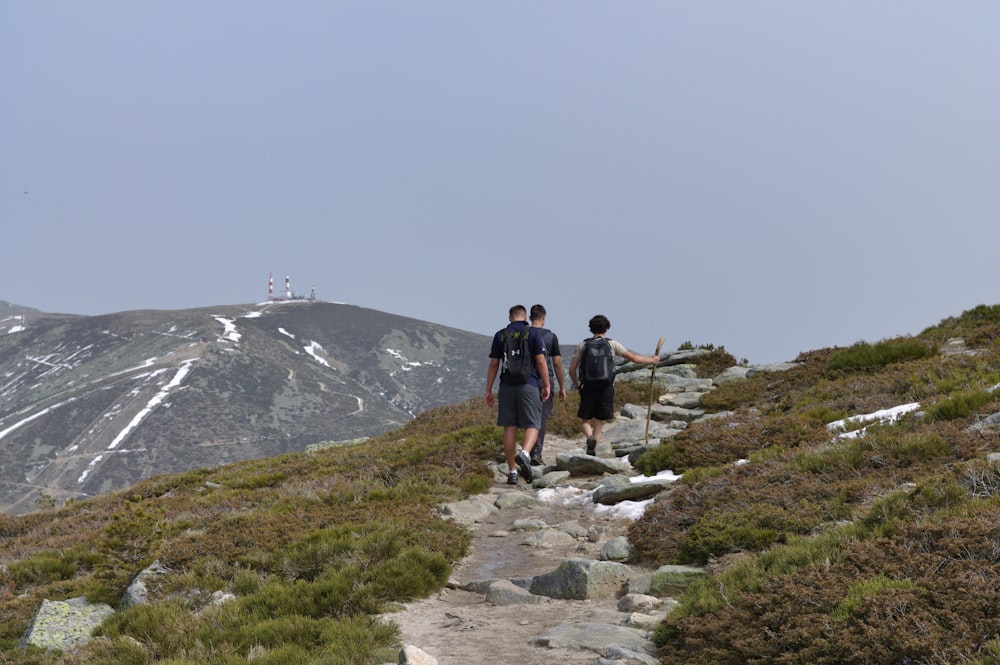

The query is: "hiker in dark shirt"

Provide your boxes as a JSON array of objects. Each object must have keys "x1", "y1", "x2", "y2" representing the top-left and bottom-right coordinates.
[
  {"x1": 569, "y1": 314, "x2": 660, "y2": 456},
  {"x1": 529, "y1": 304, "x2": 566, "y2": 466},
  {"x1": 485, "y1": 305, "x2": 551, "y2": 485}
]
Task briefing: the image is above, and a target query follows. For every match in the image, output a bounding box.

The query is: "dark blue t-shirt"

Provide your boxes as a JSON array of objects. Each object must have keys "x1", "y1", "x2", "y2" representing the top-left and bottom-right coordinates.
[
  {"x1": 537, "y1": 327, "x2": 560, "y2": 386},
  {"x1": 490, "y1": 321, "x2": 547, "y2": 387}
]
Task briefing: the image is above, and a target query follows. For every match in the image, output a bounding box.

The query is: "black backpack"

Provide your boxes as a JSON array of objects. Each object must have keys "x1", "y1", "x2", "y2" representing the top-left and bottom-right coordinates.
[
  {"x1": 500, "y1": 327, "x2": 534, "y2": 385},
  {"x1": 579, "y1": 336, "x2": 615, "y2": 386}
]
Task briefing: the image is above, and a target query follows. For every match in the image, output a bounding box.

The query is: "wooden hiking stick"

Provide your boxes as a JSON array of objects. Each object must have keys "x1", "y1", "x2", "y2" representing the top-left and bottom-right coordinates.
[{"x1": 645, "y1": 337, "x2": 665, "y2": 446}]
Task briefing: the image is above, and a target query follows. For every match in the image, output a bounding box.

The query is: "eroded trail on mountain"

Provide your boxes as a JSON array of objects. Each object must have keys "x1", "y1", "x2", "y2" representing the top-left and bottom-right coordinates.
[{"x1": 386, "y1": 430, "x2": 663, "y2": 665}]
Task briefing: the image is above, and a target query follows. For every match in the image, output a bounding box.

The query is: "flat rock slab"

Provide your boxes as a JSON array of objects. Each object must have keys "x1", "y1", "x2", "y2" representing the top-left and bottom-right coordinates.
[
  {"x1": 556, "y1": 453, "x2": 632, "y2": 476},
  {"x1": 20, "y1": 597, "x2": 115, "y2": 652},
  {"x1": 533, "y1": 621, "x2": 655, "y2": 656},
  {"x1": 592, "y1": 477, "x2": 676, "y2": 505},
  {"x1": 440, "y1": 496, "x2": 499, "y2": 525}
]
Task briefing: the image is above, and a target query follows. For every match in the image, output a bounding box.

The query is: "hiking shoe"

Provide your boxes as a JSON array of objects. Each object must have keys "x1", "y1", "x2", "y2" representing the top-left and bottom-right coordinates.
[
  {"x1": 586, "y1": 438, "x2": 597, "y2": 456},
  {"x1": 530, "y1": 453, "x2": 544, "y2": 466},
  {"x1": 515, "y1": 450, "x2": 534, "y2": 483},
  {"x1": 506, "y1": 470, "x2": 519, "y2": 485}
]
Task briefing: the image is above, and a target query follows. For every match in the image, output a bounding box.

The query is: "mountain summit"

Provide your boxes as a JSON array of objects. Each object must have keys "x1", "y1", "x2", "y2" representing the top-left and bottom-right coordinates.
[{"x1": 0, "y1": 300, "x2": 489, "y2": 514}]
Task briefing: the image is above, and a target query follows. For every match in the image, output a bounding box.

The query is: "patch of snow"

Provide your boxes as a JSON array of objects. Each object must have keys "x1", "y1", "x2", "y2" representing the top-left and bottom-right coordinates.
[
  {"x1": 629, "y1": 469, "x2": 681, "y2": 484},
  {"x1": 536, "y1": 486, "x2": 593, "y2": 507},
  {"x1": 106, "y1": 360, "x2": 195, "y2": 450},
  {"x1": 386, "y1": 348, "x2": 432, "y2": 372},
  {"x1": 827, "y1": 402, "x2": 921, "y2": 439},
  {"x1": 594, "y1": 498, "x2": 655, "y2": 521},
  {"x1": 304, "y1": 341, "x2": 331, "y2": 368},
  {"x1": 278, "y1": 328, "x2": 296, "y2": 339},
  {"x1": 0, "y1": 397, "x2": 78, "y2": 441},
  {"x1": 213, "y1": 316, "x2": 241, "y2": 343},
  {"x1": 78, "y1": 454, "x2": 103, "y2": 484},
  {"x1": 536, "y1": 481, "x2": 655, "y2": 521}
]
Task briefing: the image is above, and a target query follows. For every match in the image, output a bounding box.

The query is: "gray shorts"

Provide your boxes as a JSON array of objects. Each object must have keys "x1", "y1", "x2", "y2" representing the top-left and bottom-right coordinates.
[{"x1": 496, "y1": 383, "x2": 542, "y2": 429}]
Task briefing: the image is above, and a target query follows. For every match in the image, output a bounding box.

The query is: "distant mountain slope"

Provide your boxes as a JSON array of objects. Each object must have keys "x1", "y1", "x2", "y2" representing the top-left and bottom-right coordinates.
[{"x1": 0, "y1": 301, "x2": 490, "y2": 513}]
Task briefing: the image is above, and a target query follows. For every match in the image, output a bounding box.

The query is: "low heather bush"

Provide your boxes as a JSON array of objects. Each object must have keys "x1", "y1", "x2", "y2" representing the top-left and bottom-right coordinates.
[{"x1": 826, "y1": 337, "x2": 937, "y2": 371}]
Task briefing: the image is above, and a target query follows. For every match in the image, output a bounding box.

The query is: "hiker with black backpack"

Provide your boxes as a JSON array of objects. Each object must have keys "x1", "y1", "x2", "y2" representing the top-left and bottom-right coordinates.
[
  {"x1": 568, "y1": 314, "x2": 661, "y2": 456},
  {"x1": 485, "y1": 305, "x2": 552, "y2": 485}
]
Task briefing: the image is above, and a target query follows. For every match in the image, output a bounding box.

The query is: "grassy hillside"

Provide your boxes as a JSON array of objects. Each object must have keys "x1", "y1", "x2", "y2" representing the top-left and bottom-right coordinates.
[
  {"x1": 2, "y1": 305, "x2": 1000, "y2": 663},
  {"x1": 628, "y1": 304, "x2": 1000, "y2": 664},
  {"x1": 0, "y1": 399, "x2": 505, "y2": 664}
]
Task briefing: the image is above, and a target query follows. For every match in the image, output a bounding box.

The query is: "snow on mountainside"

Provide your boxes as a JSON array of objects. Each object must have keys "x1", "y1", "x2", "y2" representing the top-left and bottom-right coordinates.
[{"x1": 0, "y1": 300, "x2": 490, "y2": 514}]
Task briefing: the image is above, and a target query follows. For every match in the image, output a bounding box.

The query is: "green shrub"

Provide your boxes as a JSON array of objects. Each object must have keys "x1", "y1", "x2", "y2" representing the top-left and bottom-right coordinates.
[
  {"x1": 926, "y1": 389, "x2": 996, "y2": 421},
  {"x1": 921, "y1": 304, "x2": 1000, "y2": 343},
  {"x1": 830, "y1": 574, "x2": 919, "y2": 620},
  {"x1": 698, "y1": 379, "x2": 763, "y2": 412},
  {"x1": 96, "y1": 598, "x2": 199, "y2": 658},
  {"x1": 81, "y1": 634, "x2": 152, "y2": 665},
  {"x1": 677, "y1": 504, "x2": 816, "y2": 564},
  {"x1": 7, "y1": 550, "x2": 80, "y2": 589},
  {"x1": 826, "y1": 338, "x2": 936, "y2": 371},
  {"x1": 689, "y1": 347, "x2": 739, "y2": 378}
]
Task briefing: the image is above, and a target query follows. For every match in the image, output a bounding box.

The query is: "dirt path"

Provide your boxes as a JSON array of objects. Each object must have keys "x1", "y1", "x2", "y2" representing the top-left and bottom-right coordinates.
[{"x1": 385, "y1": 430, "x2": 658, "y2": 664}]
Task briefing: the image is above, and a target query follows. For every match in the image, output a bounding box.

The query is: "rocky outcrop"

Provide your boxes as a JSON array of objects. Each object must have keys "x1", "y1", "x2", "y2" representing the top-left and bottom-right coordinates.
[
  {"x1": 19, "y1": 597, "x2": 114, "y2": 652},
  {"x1": 123, "y1": 560, "x2": 170, "y2": 608}
]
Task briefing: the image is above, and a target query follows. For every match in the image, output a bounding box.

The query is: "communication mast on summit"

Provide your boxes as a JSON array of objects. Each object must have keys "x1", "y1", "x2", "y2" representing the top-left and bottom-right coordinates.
[{"x1": 267, "y1": 271, "x2": 316, "y2": 302}]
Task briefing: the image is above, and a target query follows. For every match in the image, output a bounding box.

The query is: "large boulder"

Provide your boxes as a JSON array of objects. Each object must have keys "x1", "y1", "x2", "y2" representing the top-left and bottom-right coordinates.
[
  {"x1": 555, "y1": 452, "x2": 632, "y2": 477},
  {"x1": 440, "y1": 495, "x2": 499, "y2": 525},
  {"x1": 592, "y1": 477, "x2": 676, "y2": 505},
  {"x1": 529, "y1": 558, "x2": 632, "y2": 600},
  {"x1": 19, "y1": 597, "x2": 115, "y2": 652}
]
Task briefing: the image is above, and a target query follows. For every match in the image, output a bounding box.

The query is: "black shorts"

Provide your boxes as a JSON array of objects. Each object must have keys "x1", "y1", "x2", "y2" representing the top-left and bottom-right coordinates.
[{"x1": 577, "y1": 383, "x2": 614, "y2": 421}]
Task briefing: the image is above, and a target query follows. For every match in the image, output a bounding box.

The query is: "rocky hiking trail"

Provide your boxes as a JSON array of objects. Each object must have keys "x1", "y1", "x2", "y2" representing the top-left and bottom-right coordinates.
[
  {"x1": 383, "y1": 426, "x2": 689, "y2": 665},
  {"x1": 379, "y1": 355, "x2": 791, "y2": 664}
]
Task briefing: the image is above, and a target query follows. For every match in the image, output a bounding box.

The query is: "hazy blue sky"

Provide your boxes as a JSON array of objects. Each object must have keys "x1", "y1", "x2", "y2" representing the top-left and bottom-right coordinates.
[{"x1": 3, "y1": 2, "x2": 998, "y2": 364}]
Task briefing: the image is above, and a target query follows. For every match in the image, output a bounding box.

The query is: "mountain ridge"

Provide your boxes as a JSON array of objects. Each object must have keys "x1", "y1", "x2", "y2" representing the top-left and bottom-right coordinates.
[{"x1": 0, "y1": 299, "x2": 490, "y2": 514}]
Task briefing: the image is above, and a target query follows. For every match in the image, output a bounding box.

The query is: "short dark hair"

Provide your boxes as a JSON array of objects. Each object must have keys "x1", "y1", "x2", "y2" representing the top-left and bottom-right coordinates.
[
  {"x1": 529, "y1": 304, "x2": 546, "y2": 322},
  {"x1": 588, "y1": 314, "x2": 610, "y2": 335},
  {"x1": 509, "y1": 304, "x2": 527, "y2": 319}
]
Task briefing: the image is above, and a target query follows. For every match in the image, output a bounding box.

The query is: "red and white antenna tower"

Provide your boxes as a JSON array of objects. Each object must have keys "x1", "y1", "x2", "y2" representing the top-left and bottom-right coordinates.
[
  {"x1": 285, "y1": 275, "x2": 291, "y2": 299},
  {"x1": 268, "y1": 272, "x2": 274, "y2": 301}
]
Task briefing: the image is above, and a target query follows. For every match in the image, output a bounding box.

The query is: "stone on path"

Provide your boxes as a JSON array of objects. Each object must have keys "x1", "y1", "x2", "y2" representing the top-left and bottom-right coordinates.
[
  {"x1": 485, "y1": 579, "x2": 549, "y2": 606},
  {"x1": 533, "y1": 622, "x2": 655, "y2": 657},
  {"x1": 592, "y1": 477, "x2": 676, "y2": 505},
  {"x1": 557, "y1": 452, "x2": 632, "y2": 477},
  {"x1": 399, "y1": 644, "x2": 438, "y2": 664},
  {"x1": 531, "y1": 469, "x2": 571, "y2": 488},
  {"x1": 600, "y1": 536, "x2": 632, "y2": 561},
  {"x1": 440, "y1": 496, "x2": 498, "y2": 525},
  {"x1": 529, "y1": 558, "x2": 632, "y2": 600}
]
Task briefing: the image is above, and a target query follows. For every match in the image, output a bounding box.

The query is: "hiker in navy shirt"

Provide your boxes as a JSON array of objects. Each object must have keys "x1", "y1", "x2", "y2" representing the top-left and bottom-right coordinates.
[
  {"x1": 529, "y1": 303, "x2": 566, "y2": 466},
  {"x1": 485, "y1": 305, "x2": 551, "y2": 485}
]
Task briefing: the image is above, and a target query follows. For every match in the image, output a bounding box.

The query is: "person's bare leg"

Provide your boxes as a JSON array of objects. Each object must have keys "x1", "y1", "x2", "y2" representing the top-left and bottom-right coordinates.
[
  {"x1": 522, "y1": 427, "x2": 538, "y2": 456},
  {"x1": 592, "y1": 419, "x2": 604, "y2": 444},
  {"x1": 583, "y1": 419, "x2": 598, "y2": 455},
  {"x1": 503, "y1": 426, "x2": 518, "y2": 471}
]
